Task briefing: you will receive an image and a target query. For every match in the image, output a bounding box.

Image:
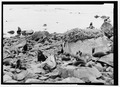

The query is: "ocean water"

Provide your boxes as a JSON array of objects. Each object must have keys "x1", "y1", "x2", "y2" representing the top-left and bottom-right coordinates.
[{"x1": 3, "y1": 5, "x2": 113, "y2": 37}]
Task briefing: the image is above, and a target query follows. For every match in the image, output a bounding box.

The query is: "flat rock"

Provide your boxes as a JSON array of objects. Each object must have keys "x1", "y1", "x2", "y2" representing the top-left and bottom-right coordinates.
[
  {"x1": 3, "y1": 74, "x2": 13, "y2": 82},
  {"x1": 16, "y1": 70, "x2": 28, "y2": 81},
  {"x1": 39, "y1": 76, "x2": 49, "y2": 80},
  {"x1": 95, "y1": 62, "x2": 103, "y2": 72},
  {"x1": 26, "y1": 69, "x2": 38, "y2": 79},
  {"x1": 74, "y1": 67, "x2": 101, "y2": 81},
  {"x1": 5, "y1": 80, "x2": 18, "y2": 83},
  {"x1": 56, "y1": 77, "x2": 84, "y2": 83},
  {"x1": 25, "y1": 30, "x2": 34, "y2": 35},
  {"x1": 5, "y1": 72, "x2": 14, "y2": 78},
  {"x1": 58, "y1": 66, "x2": 75, "y2": 78},
  {"x1": 98, "y1": 53, "x2": 113, "y2": 66},
  {"x1": 25, "y1": 79, "x2": 42, "y2": 83},
  {"x1": 92, "y1": 46, "x2": 110, "y2": 57},
  {"x1": 3, "y1": 65, "x2": 11, "y2": 71}
]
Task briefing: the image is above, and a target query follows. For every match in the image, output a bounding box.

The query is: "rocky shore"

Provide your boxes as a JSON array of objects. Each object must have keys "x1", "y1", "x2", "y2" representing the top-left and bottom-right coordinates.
[{"x1": 3, "y1": 16, "x2": 114, "y2": 85}]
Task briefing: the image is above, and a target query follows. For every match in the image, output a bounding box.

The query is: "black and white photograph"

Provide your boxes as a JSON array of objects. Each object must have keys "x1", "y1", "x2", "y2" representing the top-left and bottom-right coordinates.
[{"x1": 1, "y1": 1, "x2": 118, "y2": 85}]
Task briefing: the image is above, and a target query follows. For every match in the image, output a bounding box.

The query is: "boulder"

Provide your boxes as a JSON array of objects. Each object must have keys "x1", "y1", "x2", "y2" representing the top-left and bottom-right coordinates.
[
  {"x1": 44, "y1": 55, "x2": 57, "y2": 70},
  {"x1": 25, "y1": 79, "x2": 42, "y2": 83},
  {"x1": 101, "y1": 22, "x2": 113, "y2": 38},
  {"x1": 95, "y1": 62, "x2": 103, "y2": 72},
  {"x1": 63, "y1": 37, "x2": 105, "y2": 55},
  {"x1": 22, "y1": 30, "x2": 34, "y2": 36},
  {"x1": 5, "y1": 80, "x2": 18, "y2": 83},
  {"x1": 3, "y1": 74, "x2": 13, "y2": 82},
  {"x1": 16, "y1": 70, "x2": 28, "y2": 81},
  {"x1": 56, "y1": 77, "x2": 84, "y2": 83},
  {"x1": 73, "y1": 67, "x2": 102, "y2": 82},
  {"x1": 98, "y1": 53, "x2": 113, "y2": 66},
  {"x1": 92, "y1": 46, "x2": 110, "y2": 58},
  {"x1": 25, "y1": 30, "x2": 34, "y2": 35}
]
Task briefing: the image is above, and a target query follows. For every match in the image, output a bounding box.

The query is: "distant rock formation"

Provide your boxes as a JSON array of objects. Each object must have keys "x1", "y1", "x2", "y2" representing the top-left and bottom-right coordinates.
[
  {"x1": 22, "y1": 30, "x2": 34, "y2": 36},
  {"x1": 7, "y1": 30, "x2": 15, "y2": 34},
  {"x1": 101, "y1": 18, "x2": 113, "y2": 39}
]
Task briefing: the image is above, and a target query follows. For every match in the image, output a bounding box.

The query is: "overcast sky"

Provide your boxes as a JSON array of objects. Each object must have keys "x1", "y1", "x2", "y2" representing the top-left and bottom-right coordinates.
[{"x1": 3, "y1": 4, "x2": 113, "y2": 37}]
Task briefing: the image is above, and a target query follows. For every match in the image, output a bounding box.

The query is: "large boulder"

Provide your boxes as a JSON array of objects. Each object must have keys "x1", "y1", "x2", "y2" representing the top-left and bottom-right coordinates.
[
  {"x1": 98, "y1": 53, "x2": 113, "y2": 66},
  {"x1": 101, "y1": 22, "x2": 113, "y2": 38},
  {"x1": 3, "y1": 74, "x2": 13, "y2": 82},
  {"x1": 63, "y1": 37, "x2": 107, "y2": 55},
  {"x1": 92, "y1": 46, "x2": 110, "y2": 58}
]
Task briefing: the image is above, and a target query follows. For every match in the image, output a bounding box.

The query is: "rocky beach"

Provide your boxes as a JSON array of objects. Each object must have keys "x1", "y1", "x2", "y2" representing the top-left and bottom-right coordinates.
[{"x1": 3, "y1": 5, "x2": 114, "y2": 84}]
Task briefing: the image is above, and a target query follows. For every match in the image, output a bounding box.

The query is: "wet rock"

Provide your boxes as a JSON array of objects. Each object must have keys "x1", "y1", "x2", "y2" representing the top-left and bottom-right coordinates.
[
  {"x1": 3, "y1": 74, "x2": 13, "y2": 82},
  {"x1": 26, "y1": 69, "x2": 39, "y2": 79}
]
